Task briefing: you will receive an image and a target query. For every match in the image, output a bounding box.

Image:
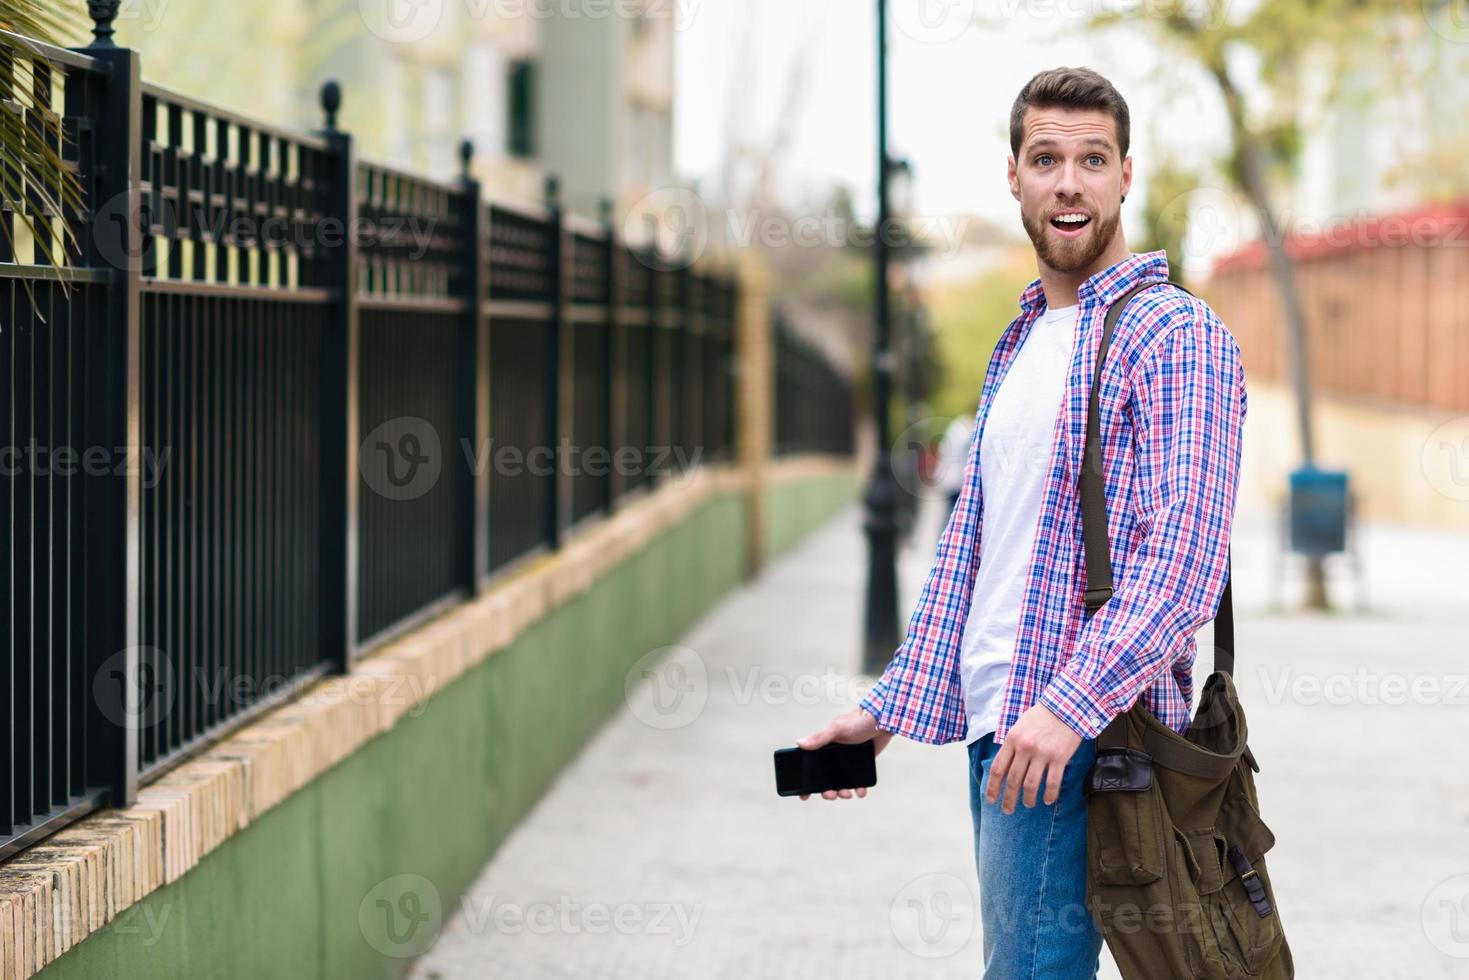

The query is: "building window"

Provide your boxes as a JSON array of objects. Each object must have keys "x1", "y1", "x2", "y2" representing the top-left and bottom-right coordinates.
[
  {"x1": 424, "y1": 68, "x2": 455, "y2": 179},
  {"x1": 507, "y1": 60, "x2": 535, "y2": 158},
  {"x1": 463, "y1": 43, "x2": 507, "y2": 162}
]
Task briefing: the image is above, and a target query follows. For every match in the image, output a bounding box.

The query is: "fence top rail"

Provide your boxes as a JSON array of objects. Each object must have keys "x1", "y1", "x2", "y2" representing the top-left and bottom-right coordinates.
[
  {"x1": 484, "y1": 192, "x2": 552, "y2": 226},
  {"x1": 1, "y1": 30, "x2": 110, "y2": 74},
  {"x1": 140, "y1": 80, "x2": 331, "y2": 152},
  {"x1": 566, "y1": 212, "x2": 610, "y2": 240},
  {"x1": 357, "y1": 154, "x2": 468, "y2": 198}
]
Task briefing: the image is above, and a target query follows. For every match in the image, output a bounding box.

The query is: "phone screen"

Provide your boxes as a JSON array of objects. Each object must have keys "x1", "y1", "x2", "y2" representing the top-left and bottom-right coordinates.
[{"x1": 774, "y1": 740, "x2": 877, "y2": 796}]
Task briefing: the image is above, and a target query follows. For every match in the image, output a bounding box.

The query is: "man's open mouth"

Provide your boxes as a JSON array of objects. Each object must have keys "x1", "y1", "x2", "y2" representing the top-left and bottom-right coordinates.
[{"x1": 1050, "y1": 211, "x2": 1091, "y2": 231}]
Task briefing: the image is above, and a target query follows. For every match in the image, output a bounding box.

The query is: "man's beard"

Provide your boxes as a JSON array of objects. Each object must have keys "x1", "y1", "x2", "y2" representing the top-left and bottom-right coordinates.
[{"x1": 1021, "y1": 203, "x2": 1120, "y2": 274}]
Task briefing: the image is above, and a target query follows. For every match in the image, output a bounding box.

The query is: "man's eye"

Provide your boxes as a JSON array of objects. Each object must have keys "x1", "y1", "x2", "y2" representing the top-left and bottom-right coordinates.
[
  {"x1": 1087, "y1": 155, "x2": 1104, "y2": 166},
  {"x1": 1036, "y1": 154, "x2": 1053, "y2": 166}
]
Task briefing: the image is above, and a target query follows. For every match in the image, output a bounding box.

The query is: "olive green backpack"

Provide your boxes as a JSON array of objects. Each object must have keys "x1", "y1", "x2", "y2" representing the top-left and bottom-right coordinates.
[{"x1": 1080, "y1": 281, "x2": 1294, "y2": 979}]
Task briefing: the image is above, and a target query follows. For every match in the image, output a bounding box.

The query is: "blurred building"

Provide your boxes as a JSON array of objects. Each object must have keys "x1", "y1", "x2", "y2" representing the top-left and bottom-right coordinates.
[{"x1": 116, "y1": 0, "x2": 677, "y2": 223}]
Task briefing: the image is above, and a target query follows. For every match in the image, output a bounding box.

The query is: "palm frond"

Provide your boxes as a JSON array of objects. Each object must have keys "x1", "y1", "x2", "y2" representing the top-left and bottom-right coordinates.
[{"x1": 0, "y1": 1, "x2": 90, "y2": 314}]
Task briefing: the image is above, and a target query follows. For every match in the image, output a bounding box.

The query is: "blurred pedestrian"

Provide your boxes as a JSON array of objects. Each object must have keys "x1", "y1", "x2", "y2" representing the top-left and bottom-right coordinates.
[{"x1": 937, "y1": 409, "x2": 976, "y2": 524}]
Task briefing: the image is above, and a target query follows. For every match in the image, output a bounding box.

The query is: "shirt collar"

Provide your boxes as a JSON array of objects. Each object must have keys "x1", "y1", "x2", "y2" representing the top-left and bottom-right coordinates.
[{"x1": 1017, "y1": 250, "x2": 1171, "y2": 314}]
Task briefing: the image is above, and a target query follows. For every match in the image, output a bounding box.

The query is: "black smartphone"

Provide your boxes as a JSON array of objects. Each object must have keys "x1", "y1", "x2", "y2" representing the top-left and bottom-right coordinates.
[{"x1": 773, "y1": 740, "x2": 877, "y2": 797}]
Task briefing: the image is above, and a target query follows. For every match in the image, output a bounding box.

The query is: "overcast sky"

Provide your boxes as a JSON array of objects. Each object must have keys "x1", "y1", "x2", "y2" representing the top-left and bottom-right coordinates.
[{"x1": 673, "y1": 0, "x2": 1237, "y2": 247}]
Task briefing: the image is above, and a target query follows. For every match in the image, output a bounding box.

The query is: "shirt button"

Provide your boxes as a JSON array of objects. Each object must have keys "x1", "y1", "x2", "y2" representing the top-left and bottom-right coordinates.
[{"x1": 1089, "y1": 715, "x2": 1102, "y2": 726}]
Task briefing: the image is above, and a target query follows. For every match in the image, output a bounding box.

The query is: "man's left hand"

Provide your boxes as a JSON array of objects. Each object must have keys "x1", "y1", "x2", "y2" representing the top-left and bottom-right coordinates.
[{"x1": 984, "y1": 704, "x2": 1084, "y2": 814}]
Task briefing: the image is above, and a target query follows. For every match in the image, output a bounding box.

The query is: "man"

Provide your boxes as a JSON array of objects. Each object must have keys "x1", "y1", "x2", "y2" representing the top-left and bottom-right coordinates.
[{"x1": 798, "y1": 67, "x2": 1246, "y2": 979}]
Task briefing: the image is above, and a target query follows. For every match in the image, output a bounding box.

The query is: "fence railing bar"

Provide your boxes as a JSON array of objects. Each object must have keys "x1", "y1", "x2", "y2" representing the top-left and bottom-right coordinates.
[
  {"x1": 77, "y1": 39, "x2": 142, "y2": 811},
  {"x1": 565, "y1": 213, "x2": 609, "y2": 239},
  {"x1": 354, "y1": 590, "x2": 470, "y2": 658},
  {"x1": 354, "y1": 154, "x2": 466, "y2": 196},
  {"x1": 357, "y1": 294, "x2": 468, "y2": 314},
  {"x1": 601, "y1": 199, "x2": 627, "y2": 509},
  {"x1": 140, "y1": 80, "x2": 331, "y2": 151},
  {"x1": 567, "y1": 304, "x2": 612, "y2": 324},
  {"x1": 477, "y1": 540, "x2": 557, "y2": 592},
  {"x1": 0, "y1": 789, "x2": 110, "y2": 864},
  {"x1": 0, "y1": 263, "x2": 110, "y2": 283},
  {"x1": 546, "y1": 175, "x2": 571, "y2": 546},
  {"x1": 139, "y1": 278, "x2": 335, "y2": 303},
  {"x1": 460, "y1": 147, "x2": 492, "y2": 589},
  {"x1": 483, "y1": 192, "x2": 553, "y2": 224},
  {"x1": 0, "y1": 29, "x2": 109, "y2": 74},
  {"x1": 483, "y1": 299, "x2": 554, "y2": 320},
  {"x1": 316, "y1": 81, "x2": 358, "y2": 671},
  {"x1": 136, "y1": 660, "x2": 335, "y2": 783}
]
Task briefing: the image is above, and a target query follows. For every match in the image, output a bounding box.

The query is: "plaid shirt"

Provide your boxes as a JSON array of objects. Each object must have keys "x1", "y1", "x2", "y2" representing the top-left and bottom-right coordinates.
[{"x1": 858, "y1": 251, "x2": 1246, "y2": 744}]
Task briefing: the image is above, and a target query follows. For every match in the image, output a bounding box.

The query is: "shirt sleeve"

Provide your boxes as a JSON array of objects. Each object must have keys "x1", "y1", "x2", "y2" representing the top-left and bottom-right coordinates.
[{"x1": 1037, "y1": 309, "x2": 1246, "y2": 739}]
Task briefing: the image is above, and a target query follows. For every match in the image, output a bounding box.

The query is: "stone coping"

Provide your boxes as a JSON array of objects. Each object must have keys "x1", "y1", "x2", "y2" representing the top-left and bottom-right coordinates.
[{"x1": 0, "y1": 455, "x2": 855, "y2": 980}]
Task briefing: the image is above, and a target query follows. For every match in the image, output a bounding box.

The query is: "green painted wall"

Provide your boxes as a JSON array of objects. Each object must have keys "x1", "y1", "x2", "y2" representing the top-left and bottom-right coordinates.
[
  {"x1": 761, "y1": 469, "x2": 862, "y2": 563},
  {"x1": 36, "y1": 474, "x2": 853, "y2": 980}
]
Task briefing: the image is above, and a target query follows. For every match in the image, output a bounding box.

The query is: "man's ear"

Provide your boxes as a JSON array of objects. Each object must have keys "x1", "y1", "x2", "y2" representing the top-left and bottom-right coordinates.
[
  {"x1": 1121, "y1": 155, "x2": 1133, "y2": 202},
  {"x1": 1007, "y1": 155, "x2": 1020, "y2": 202}
]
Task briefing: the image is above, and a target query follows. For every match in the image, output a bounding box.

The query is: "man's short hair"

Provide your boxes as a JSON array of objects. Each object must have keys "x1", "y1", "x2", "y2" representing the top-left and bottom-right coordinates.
[{"x1": 1009, "y1": 67, "x2": 1130, "y2": 160}]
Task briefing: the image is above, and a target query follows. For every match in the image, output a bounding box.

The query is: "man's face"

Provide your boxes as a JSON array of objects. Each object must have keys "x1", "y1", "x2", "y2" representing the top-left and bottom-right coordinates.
[{"x1": 1008, "y1": 105, "x2": 1132, "y2": 275}]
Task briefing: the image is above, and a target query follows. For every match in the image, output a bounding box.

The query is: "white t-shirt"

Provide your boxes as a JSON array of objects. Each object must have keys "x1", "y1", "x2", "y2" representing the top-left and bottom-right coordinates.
[{"x1": 958, "y1": 302, "x2": 1078, "y2": 743}]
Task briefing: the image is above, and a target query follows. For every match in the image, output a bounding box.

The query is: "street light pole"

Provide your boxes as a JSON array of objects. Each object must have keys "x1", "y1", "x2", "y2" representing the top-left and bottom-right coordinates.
[{"x1": 862, "y1": 0, "x2": 900, "y2": 674}]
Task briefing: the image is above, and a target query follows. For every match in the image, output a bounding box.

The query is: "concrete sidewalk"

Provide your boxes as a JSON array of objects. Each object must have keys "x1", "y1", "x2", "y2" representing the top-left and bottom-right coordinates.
[{"x1": 409, "y1": 497, "x2": 1469, "y2": 979}]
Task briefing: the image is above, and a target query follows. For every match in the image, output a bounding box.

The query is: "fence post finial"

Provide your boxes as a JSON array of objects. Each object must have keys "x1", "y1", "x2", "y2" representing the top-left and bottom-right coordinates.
[
  {"x1": 87, "y1": 0, "x2": 120, "y2": 47},
  {"x1": 544, "y1": 173, "x2": 560, "y2": 210},
  {"x1": 599, "y1": 196, "x2": 613, "y2": 228},
  {"x1": 458, "y1": 139, "x2": 474, "y2": 182},
  {"x1": 319, "y1": 80, "x2": 342, "y2": 133}
]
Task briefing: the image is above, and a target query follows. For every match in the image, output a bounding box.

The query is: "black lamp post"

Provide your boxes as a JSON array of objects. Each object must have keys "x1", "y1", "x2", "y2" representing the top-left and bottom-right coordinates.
[{"x1": 862, "y1": 0, "x2": 900, "y2": 674}]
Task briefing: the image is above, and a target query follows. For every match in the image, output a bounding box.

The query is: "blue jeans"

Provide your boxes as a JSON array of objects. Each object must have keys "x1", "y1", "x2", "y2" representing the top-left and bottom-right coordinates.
[{"x1": 968, "y1": 733, "x2": 1103, "y2": 979}]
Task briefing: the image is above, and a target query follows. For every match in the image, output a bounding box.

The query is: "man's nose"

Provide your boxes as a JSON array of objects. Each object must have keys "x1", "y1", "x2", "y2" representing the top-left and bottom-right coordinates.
[{"x1": 1053, "y1": 161, "x2": 1084, "y2": 201}]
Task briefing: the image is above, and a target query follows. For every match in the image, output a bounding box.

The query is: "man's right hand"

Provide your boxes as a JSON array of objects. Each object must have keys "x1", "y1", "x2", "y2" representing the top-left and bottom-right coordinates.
[{"x1": 795, "y1": 708, "x2": 894, "y2": 800}]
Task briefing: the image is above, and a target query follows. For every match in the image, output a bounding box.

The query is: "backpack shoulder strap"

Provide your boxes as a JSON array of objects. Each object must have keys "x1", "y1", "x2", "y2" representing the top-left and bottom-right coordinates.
[{"x1": 1079, "y1": 279, "x2": 1234, "y2": 677}]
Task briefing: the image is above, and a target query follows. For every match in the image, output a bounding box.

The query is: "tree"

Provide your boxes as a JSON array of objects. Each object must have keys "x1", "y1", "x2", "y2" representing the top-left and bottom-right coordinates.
[{"x1": 1098, "y1": 0, "x2": 1421, "y2": 608}]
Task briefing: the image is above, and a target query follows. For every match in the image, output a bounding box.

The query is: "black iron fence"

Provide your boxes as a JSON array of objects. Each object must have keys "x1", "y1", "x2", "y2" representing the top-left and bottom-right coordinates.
[
  {"x1": 773, "y1": 310, "x2": 857, "y2": 457},
  {"x1": 1, "y1": 21, "x2": 741, "y2": 860}
]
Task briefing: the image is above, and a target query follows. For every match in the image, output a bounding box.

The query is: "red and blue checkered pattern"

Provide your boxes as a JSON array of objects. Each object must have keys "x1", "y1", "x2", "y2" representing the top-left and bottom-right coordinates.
[{"x1": 858, "y1": 251, "x2": 1246, "y2": 744}]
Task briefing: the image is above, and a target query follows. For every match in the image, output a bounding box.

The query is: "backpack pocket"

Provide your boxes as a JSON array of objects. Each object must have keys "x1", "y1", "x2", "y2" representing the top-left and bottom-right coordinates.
[
  {"x1": 1086, "y1": 748, "x2": 1168, "y2": 884},
  {"x1": 1207, "y1": 792, "x2": 1287, "y2": 976}
]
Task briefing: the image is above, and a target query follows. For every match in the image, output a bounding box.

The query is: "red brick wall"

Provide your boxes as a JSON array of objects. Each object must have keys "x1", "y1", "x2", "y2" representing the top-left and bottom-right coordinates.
[{"x1": 1205, "y1": 239, "x2": 1469, "y2": 413}]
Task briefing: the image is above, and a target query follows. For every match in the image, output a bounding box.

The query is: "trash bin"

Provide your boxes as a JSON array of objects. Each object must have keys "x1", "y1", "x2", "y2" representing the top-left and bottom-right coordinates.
[{"x1": 1287, "y1": 467, "x2": 1349, "y2": 557}]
